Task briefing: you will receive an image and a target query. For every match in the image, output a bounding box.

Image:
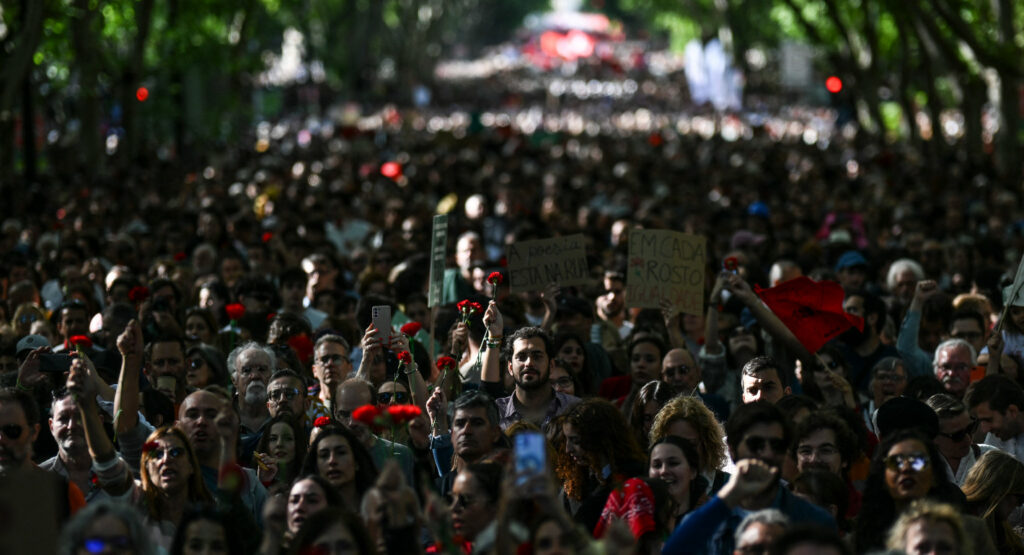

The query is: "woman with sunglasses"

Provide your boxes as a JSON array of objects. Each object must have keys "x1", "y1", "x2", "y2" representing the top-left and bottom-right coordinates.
[
  {"x1": 58, "y1": 500, "x2": 156, "y2": 555},
  {"x1": 184, "y1": 344, "x2": 230, "y2": 389},
  {"x1": 71, "y1": 358, "x2": 213, "y2": 551},
  {"x1": 851, "y1": 429, "x2": 996, "y2": 554},
  {"x1": 255, "y1": 414, "x2": 307, "y2": 488}
]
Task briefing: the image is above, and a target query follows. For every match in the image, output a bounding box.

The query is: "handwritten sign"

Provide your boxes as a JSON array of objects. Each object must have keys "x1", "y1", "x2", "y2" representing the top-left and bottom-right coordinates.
[
  {"x1": 427, "y1": 214, "x2": 448, "y2": 307},
  {"x1": 507, "y1": 234, "x2": 590, "y2": 293},
  {"x1": 626, "y1": 230, "x2": 705, "y2": 315}
]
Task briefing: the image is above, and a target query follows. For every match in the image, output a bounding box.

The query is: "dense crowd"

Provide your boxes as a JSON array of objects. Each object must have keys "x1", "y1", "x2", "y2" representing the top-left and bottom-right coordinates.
[{"x1": 2, "y1": 61, "x2": 1024, "y2": 555}]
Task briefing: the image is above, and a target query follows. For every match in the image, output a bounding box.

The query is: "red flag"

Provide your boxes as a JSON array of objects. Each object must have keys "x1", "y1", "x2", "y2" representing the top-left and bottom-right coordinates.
[{"x1": 755, "y1": 277, "x2": 863, "y2": 353}]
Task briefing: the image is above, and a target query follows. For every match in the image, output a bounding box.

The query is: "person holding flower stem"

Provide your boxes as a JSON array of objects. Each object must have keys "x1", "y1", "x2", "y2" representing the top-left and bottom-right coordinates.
[{"x1": 481, "y1": 301, "x2": 580, "y2": 430}]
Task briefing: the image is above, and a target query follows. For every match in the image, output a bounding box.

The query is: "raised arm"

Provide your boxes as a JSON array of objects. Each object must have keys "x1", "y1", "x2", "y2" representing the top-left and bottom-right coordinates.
[
  {"x1": 703, "y1": 274, "x2": 728, "y2": 356},
  {"x1": 724, "y1": 273, "x2": 817, "y2": 370},
  {"x1": 68, "y1": 356, "x2": 132, "y2": 496},
  {"x1": 481, "y1": 301, "x2": 504, "y2": 384},
  {"x1": 113, "y1": 319, "x2": 144, "y2": 436}
]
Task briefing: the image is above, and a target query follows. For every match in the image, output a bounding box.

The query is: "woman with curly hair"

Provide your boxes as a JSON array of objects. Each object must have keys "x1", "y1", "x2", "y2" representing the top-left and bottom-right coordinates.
[
  {"x1": 962, "y1": 450, "x2": 1024, "y2": 555},
  {"x1": 648, "y1": 395, "x2": 730, "y2": 495},
  {"x1": 559, "y1": 398, "x2": 646, "y2": 533},
  {"x1": 628, "y1": 380, "x2": 674, "y2": 451},
  {"x1": 300, "y1": 424, "x2": 379, "y2": 512}
]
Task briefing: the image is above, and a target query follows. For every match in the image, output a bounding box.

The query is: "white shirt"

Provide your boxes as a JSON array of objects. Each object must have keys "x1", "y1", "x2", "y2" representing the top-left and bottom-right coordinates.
[
  {"x1": 983, "y1": 432, "x2": 1024, "y2": 463},
  {"x1": 941, "y1": 443, "x2": 1000, "y2": 486}
]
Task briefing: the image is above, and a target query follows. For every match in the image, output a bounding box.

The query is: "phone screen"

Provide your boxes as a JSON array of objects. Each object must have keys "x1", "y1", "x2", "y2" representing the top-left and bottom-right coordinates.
[{"x1": 514, "y1": 431, "x2": 546, "y2": 485}]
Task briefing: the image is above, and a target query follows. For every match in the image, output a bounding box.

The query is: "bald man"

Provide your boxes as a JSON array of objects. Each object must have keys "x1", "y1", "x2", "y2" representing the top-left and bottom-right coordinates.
[{"x1": 662, "y1": 348, "x2": 730, "y2": 421}]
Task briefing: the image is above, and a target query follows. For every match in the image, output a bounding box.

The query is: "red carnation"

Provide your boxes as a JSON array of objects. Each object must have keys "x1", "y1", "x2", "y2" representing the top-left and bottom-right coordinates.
[
  {"x1": 396, "y1": 350, "x2": 412, "y2": 366},
  {"x1": 287, "y1": 334, "x2": 315, "y2": 365},
  {"x1": 314, "y1": 416, "x2": 331, "y2": 428},
  {"x1": 173, "y1": 251, "x2": 187, "y2": 262},
  {"x1": 400, "y1": 321, "x2": 422, "y2": 336},
  {"x1": 225, "y1": 303, "x2": 245, "y2": 321},
  {"x1": 128, "y1": 286, "x2": 150, "y2": 303},
  {"x1": 487, "y1": 271, "x2": 503, "y2": 286},
  {"x1": 723, "y1": 256, "x2": 740, "y2": 272},
  {"x1": 352, "y1": 405, "x2": 382, "y2": 426},
  {"x1": 142, "y1": 441, "x2": 159, "y2": 453},
  {"x1": 469, "y1": 301, "x2": 483, "y2": 314},
  {"x1": 261, "y1": 231, "x2": 273, "y2": 243},
  {"x1": 266, "y1": 312, "x2": 277, "y2": 322},
  {"x1": 387, "y1": 404, "x2": 422, "y2": 423},
  {"x1": 69, "y1": 335, "x2": 93, "y2": 350},
  {"x1": 436, "y1": 356, "x2": 456, "y2": 373}
]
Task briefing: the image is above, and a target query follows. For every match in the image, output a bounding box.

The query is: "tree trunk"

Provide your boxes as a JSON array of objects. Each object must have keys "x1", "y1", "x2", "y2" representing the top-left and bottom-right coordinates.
[
  {"x1": 70, "y1": 0, "x2": 103, "y2": 178},
  {"x1": 0, "y1": 0, "x2": 45, "y2": 181}
]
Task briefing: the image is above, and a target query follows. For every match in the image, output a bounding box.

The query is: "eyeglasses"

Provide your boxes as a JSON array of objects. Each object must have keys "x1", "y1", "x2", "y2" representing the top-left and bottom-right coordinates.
[
  {"x1": 663, "y1": 364, "x2": 691, "y2": 377},
  {"x1": 552, "y1": 377, "x2": 575, "y2": 388},
  {"x1": 81, "y1": 536, "x2": 133, "y2": 553},
  {"x1": 188, "y1": 358, "x2": 205, "y2": 370},
  {"x1": 378, "y1": 391, "x2": 409, "y2": 404},
  {"x1": 884, "y1": 453, "x2": 929, "y2": 472},
  {"x1": 744, "y1": 436, "x2": 787, "y2": 454},
  {"x1": 0, "y1": 424, "x2": 24, "y2": 440},
  {"x1": 148, "y1": 446, "x2": 184, "y2": 460},
  {"x1": 16, "y1": 314, "x2": 38, "y2": 324},
  {"x1": 937, "y1": 419, "x2": 979, "y2": 442},
  {"x1": 269, "y1": 387, "x2": 302, "y2": 402},
  {"x1": 317, "y1": 354, "x2": 346, "y2": 366}
]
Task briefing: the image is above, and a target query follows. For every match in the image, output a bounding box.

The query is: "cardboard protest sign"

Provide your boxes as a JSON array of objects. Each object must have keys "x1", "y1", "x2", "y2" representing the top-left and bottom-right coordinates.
[
  {"x1": 428, "y1": 214, "x2": 448, "y2": 307},
  {"x1": 507, "y1": 234, "x2": 590, "y2": 293},
  {"x1": 626, "y1": 230, "x2": 706, "y2": 315}
]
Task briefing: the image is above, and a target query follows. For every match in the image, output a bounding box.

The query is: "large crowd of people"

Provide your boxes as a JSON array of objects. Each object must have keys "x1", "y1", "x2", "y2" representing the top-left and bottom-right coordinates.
[{"x1": 2, "y1": 49, "x2": 1023, "y2": 554}]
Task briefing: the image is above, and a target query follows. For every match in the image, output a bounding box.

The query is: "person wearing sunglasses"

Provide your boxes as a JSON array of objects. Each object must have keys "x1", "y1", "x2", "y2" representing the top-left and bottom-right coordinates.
[
  {"x1": 266, "y1": 369, "x2": 311, "y2": 422},
  {"x1": 851, "y1": 429, "x2": 996, "y2": 554},
  {"x1": 57, "y1": 500, "x2": 156, "y2": 555},
  {"x1": 925, "y1": 393, "x2": 997, "y2": 486},
  {"x1": 663, "y1": 402, "x2": 834, "y2": 554}
]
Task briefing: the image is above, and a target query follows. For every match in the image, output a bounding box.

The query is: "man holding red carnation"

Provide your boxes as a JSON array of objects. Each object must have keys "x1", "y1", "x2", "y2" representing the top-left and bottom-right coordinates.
[{"x1": 480, "y1": 302, "x2": 579, "y2": 431}]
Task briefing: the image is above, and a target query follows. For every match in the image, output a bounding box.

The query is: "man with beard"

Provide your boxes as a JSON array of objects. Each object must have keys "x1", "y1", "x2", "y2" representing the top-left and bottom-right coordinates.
[
  {"x1": 932, "y1": 339, "x2": 975, "y2": 399},
  {"x1": 966, "y1": 375, "x2": 1024, "y2": 462},
  {"x1": 835, "y1": 290, "x2": 898, "y2": 393},
  {"x1": 925, "y1": 394, "x2": 997, "y2": 486},
  {"x1": 228, "y1": 342, "x2": 275, "y2": 463},
  {"x1": 662, "y1": 348, "x2": 729, "y2": 421},
  {"x1": 595, "y1": 271, "x2": 633, "y2": 340},
  {"x1": 792, "y1": 411, "x2": 861, "y2": 518},
  {"x1": 266, "y1": 369, "x2": 310, "y2": 422},
  {"x1": 663, "y1": 402, "x2": 835, "y2": 554},
  {"x1": 493, "y1": 326, "x2": 579, "y2": 431},
  {"x1": 480, "y1": 303, "x2": 579, "y2": 430}
]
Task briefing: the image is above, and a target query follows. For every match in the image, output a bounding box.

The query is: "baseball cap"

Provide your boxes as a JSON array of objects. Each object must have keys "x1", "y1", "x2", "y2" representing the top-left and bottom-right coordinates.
[
  {"x1": 834, "y1": 250, "x2": 868, "y2": 272},
  {"x1": 16, "y1": 334, "x2": 49, "y2": 357}
]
